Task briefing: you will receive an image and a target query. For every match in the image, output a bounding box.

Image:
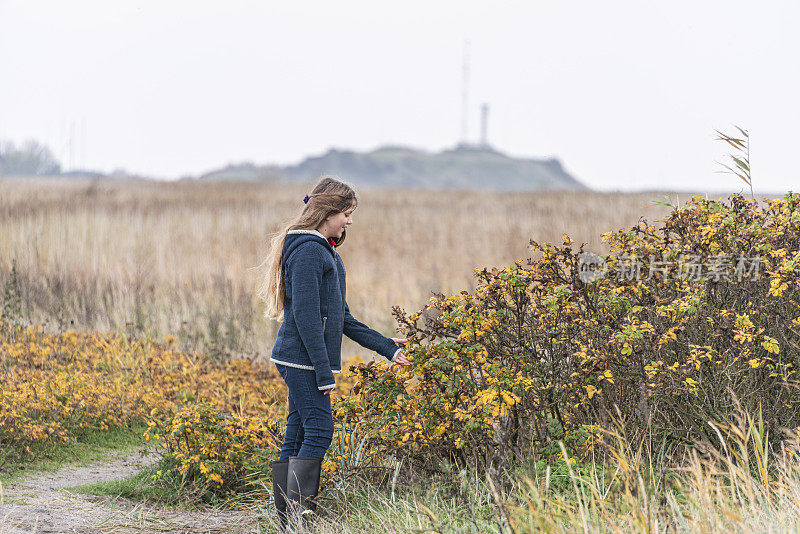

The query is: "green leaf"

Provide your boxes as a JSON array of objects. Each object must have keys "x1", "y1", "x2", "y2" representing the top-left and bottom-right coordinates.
[
  {"x1": 732, "y1": 156, "x2": 750, "y2": 172},
  {"x1": 733, "y1": 124, "x2": 749, "y2": 139}
]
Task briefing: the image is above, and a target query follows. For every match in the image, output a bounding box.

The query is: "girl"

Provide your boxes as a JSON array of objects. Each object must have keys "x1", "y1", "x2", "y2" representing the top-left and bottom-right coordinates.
[{"x1": 258, "y1": 176, "x2": 411, "y2": 531}]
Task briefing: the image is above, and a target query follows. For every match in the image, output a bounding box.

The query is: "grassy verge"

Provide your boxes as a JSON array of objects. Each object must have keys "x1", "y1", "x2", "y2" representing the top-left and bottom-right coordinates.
[
  {"x1": 58, "y1": 424, "x2": 800, "y2": 534},
  {"x1": 0, "y1": 425, "x2": 148, "y2": 487},
  {"x1": 250, "y1": 415, "x2": 800, "y2": 533},
  {"x1": 66, "y1": 454, "x2": 503, "y2": 530},
  {"x1": 70, "y1": 457, "x2": 273, "y2": 510},
  {"x1": 68, "y1": 463, "x2": 181, "y2": 504},
  {"x1": 312, "y1": 469, "x2": 501, "y2": 533},
  {"x1": 249, "y1": 456, "x2": 800, "y2": 533}
]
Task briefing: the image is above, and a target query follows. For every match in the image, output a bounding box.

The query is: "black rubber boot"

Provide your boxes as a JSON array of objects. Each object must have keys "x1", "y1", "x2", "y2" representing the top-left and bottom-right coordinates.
[
  {"x1": 272, "y1": 459, "x2": 290, "y2": 533},
  {"x1": 286, "y1": 456, "x2": 323, "y2": 530}
]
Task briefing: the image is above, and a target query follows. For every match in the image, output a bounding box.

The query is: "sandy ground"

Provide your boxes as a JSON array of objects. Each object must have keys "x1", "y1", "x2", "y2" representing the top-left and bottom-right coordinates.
[{"x1": 0, "y1": 452, "x2": 260, "y2": 534}]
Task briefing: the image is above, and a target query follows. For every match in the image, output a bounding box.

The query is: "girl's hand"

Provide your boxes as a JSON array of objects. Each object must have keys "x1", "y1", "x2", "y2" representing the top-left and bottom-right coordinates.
[
  {"x1": 390, "y1": 337, "x2": 412, "y2": 366},
  {"x1": 394, "y1": 352, "x2": 412, "y2": 366},
  {"x1": 323, "y1": 389, "x2": 332, "y2": 396}
]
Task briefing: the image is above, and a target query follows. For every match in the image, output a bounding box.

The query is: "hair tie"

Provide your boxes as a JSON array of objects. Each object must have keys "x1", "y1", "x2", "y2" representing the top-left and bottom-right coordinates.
[{"x1": 303, "y1": 194, "x2": 310, "y2": 204}]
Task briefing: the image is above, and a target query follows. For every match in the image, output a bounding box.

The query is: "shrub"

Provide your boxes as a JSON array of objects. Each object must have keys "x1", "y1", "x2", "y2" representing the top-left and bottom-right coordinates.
[
  {"x1": 145, "y1": 402, "x2": 280, "y2": 500},
  {"x1": 0, "y1": 325, "x2": 285, "y2": 468},
  {"x1": 334, "y1": 192, "x2": 800, "y2": 474}
]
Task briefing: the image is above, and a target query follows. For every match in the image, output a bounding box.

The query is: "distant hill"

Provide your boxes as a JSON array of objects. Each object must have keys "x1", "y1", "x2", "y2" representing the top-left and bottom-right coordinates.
[
  {"x1": 190, "y1": 145, "x2": 587, "y2": 190},
  {"x1": 196, "y1": 162, "x2": 282, "y2": 182},
  {"x1": 281, "y1": 145, "x2": 586, "y2": 191}
]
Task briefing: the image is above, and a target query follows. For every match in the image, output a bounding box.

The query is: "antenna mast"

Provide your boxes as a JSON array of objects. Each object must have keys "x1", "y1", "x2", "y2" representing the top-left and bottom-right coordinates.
[
  {"x1": 460, "y1": 40, "x2": 470, "y2": 144},
  {"x1": 480, "y1": 103, "x2": 489, "y2": 147}
]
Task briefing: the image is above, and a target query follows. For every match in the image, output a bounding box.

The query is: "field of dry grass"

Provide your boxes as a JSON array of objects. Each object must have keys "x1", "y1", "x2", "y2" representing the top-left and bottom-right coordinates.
[{"x1": 0, "y1": 177, "x2": 691, "y2": 361}]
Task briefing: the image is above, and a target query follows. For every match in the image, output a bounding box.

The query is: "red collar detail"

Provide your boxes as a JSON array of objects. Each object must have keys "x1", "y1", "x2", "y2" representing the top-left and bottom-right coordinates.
[{"x1": 327, "y1": 237, "x2": 336, "y2": 247}]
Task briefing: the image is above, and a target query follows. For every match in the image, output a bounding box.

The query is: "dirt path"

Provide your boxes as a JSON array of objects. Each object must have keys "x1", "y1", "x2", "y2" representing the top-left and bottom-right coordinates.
[{"x1": 0, "y1": 451, "x2": 259, "y2": 534}]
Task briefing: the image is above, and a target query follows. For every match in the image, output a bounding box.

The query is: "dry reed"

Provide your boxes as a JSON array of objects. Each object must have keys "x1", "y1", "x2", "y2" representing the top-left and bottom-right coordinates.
[{"x1": 0, "y1": 178, "x2": 695, "y2": 361}]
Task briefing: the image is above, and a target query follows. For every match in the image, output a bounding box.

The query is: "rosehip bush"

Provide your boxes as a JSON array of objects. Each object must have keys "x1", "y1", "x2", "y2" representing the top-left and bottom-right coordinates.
[{"x1": 334, "y1": 193, "x2": 800, "y2": 474}]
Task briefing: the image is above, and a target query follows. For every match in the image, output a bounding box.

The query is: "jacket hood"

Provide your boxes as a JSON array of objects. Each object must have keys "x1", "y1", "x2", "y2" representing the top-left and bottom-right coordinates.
[{"x1": 283, "y1": 229, "x2": 335, "y2": 264}]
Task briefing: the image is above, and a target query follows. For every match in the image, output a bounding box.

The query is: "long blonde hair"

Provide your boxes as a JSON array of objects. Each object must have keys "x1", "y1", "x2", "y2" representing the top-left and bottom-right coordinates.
[{"x1": 257, "y1": 175, "x2": 359, "y2": 322}]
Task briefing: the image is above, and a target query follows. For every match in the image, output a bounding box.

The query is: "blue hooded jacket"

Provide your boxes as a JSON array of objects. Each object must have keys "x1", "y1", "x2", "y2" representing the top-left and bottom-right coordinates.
[{"x1": 270, "y1": 229, "x2": 401, "y2": 390}]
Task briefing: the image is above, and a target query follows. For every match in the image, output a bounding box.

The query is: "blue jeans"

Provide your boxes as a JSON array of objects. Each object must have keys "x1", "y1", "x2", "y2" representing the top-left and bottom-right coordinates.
[{"x1": 276, "y1": 364, "x2": 334, "y2": 460}]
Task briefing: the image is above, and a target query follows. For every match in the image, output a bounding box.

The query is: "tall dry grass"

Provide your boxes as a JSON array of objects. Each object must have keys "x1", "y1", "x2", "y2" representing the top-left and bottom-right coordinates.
[
  {"x1": 251, "y1": 411, "x2": 800, "y2": 533},
  {"x1": 0, "y1": 177, "x2": 689, "y2": 361}
]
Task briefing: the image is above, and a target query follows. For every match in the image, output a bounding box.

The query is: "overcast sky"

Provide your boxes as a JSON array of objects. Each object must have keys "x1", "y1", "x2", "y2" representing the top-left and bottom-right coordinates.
[{"x1": 1, "y1": 0, "x2": 797, "y2": 192}]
